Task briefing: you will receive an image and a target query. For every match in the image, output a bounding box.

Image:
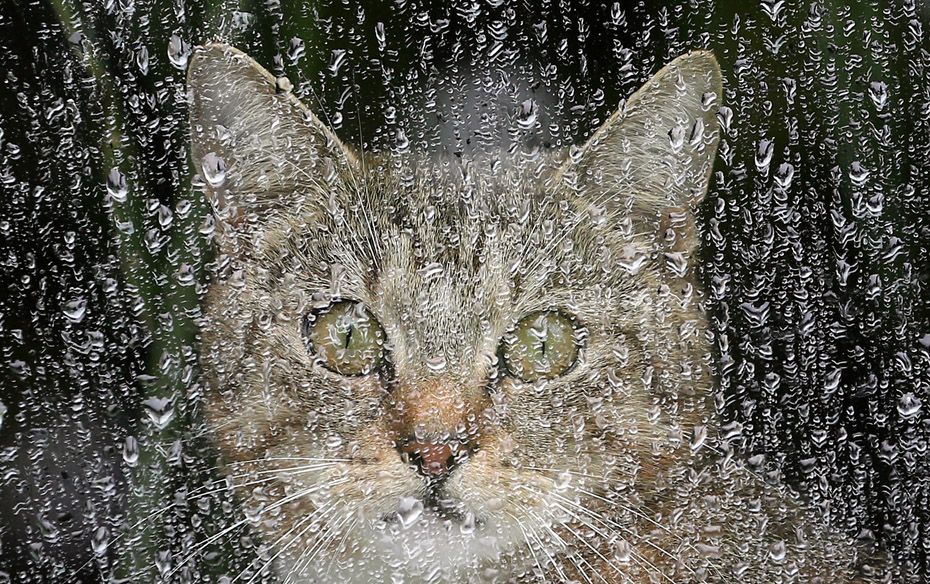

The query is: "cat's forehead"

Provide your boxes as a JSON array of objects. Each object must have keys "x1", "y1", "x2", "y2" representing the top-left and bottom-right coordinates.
[{"x1": 363, "y1": 152, "x2": 568, "y2": 244}]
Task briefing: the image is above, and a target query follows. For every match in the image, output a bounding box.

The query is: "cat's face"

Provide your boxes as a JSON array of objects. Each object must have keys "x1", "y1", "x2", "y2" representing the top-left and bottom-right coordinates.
[{"x1": 191, "y1": 45, "x2": 721, "y2": 580}]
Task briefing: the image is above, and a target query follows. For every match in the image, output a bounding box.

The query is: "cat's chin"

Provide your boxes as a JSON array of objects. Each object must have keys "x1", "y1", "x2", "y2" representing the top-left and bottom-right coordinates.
[{"x1": 272, "y1": 504, "x2": 525, "y2": 583}]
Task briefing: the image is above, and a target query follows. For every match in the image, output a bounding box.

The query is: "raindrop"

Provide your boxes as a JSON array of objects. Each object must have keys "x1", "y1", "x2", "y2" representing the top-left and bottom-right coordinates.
[
  {"x1": 0, "y1": 401, "x2": 6, "y2": 430},
  {"x1": 740, "y1": 301, "x2": 770, "y2": 329},
  {"x1": 135, "y1": 46, "x2": 150, "y2": 75},
  {"x1": 418, "y1": 262, "x2": 443, "y2": 280},
  {"x1": 459, "y1": 512, "x2": 477, "y2": 535},
  {"x1": 425, "y1": 355, "x2": 447, "y2": 373},
  {"x1": 613, "y1": 539, "x2": 632, "y2": 563},
  {"x1": 157, "y1": 205, "x2": 173, "y2": 229},
  {"x1": 619, "y1": 245, "x2": 649, "y2": 275},
  {"x1": 609, "y1": 2, "x2": 624, "y2": 26},
  {"x1": 868, "y1": 81, "x2": 888, "y2": 109},
  {"x1": 754, "y1": 139, "x2": 774, "y2": 173},
  {"x1": 773, "y1": 163, "x2": 795, "y2": 189},
  {"x1": 275, "y1": 76, "x2": 293, "y2": 94},
  {"x1": 91, "y1": 526, "x2": 109, "y2": 556},
  {"x1": 690, "y1": 425, "x2": 707, "y2": 452},
  {"x1": 123, "y1": 436, "x2": 140, "y2": 466},
  {"x1": 516, "y1": 99, "x2": 538, "y2": 130},
  {"x1": 375, "y1": 22, "x2": 386, "y2": 51},
  {"x1": 760, "y1": 0, "x2": 786, "y2": 21},
  {"x1": 663, "y1": 252, "x2": 689, "y2": 277},
  {"x1": 395, "y1": 129, "x2": 410, "y2": 152},
  {"x1": 62, "y1": 298, "x2": 87, "y2": 323},
  {"x1": 201, "y1": 152, "x2": 227, "y2": 187},
  {"x1": 716, "y1": 106, "x2": 734, "y2": 134},
  {"x1": 155, "y1": 549, "x2": 172, "y2": 577},
  {"x1": 328, "y1": 49, "x2": 347, "y2": 75},
  {"x1": 849, "y1": 161, "x2": 870, "y2": 187},
  {"x1": 688, "y1": 118, "x2": 705, "y2": 146},
  {"x1": 106, "y1": 168, "x2": 127, "y2": 202},
  {"x1": 396, "y1": 497, "x2": 423, "y2": 528},
  {"x1": 287, "y1": 37, "x2": 305, "y2": 63},
  {"x1": 325, "y1": 434, "x2": 344, "y2": 450},
  {"x1": 167, "y1": 35, "x2": 190, "y2": 70},
  {"x1": 176, "y1": 263, "x2": 196, "y2": 286},
  {"x1": 897, "y1": 393, "x2": 922, "y2": 419},
  {"x1": 769, "y1": 540, "x2": 787, "y2": 562},
  {"x1": 143, "y1": 397, "x2": 175, "y2": 430},
  {"x1": 668, "y1": 125, "x2": 686, "y2": 151}
]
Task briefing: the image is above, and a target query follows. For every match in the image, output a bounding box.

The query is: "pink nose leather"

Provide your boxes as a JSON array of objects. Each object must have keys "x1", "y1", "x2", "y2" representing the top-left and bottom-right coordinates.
[{"x1": 400, "y1": 441, "x2": 455, "y2": 476}]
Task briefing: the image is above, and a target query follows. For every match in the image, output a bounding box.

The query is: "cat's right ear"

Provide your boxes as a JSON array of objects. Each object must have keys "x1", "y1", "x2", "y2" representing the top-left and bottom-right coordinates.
[{"x1": 188, "y1": 43, "x2": 357, "y2": 240}]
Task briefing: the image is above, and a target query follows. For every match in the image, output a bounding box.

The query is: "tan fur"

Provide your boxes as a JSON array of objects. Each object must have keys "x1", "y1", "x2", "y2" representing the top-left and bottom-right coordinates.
[{"x1": 190, "y1": 44, "x2": 890, "y2": 583}]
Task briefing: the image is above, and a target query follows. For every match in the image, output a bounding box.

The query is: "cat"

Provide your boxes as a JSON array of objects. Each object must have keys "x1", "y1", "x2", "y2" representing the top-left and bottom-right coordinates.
[{"x1": 189, "y1": 43, "x2": 890, "y2": 583}]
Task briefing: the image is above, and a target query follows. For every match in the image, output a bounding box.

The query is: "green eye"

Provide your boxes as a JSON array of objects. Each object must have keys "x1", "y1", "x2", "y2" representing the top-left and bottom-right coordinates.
[
  {"x1": 305, "y1": 301, "x2": 385, "y2": 376},
  {"x1": 502, "y1": 311, "x2": 580, "y2": 382}
]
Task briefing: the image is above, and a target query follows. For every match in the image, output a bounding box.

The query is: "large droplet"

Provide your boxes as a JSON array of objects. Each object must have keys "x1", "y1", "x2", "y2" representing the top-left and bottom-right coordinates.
[
  {"x1": 396, "y1": 497, "x2": 423, "y2": 529},
  {"x1": 201, "y1": 152, "x2": 227, "y2": 187}
]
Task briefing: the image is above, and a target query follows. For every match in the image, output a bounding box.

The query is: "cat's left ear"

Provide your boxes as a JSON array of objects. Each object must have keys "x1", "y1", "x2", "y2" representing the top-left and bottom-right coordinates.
[
  {"x1": 558, "y1": 51, "x2": 722, "y2": 252},
  {"x1": 188, "y1": 43, "x2": 357, "y2": 235}
]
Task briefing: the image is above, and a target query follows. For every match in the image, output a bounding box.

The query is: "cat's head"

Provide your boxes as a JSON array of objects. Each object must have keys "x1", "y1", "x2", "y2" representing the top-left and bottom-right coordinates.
[{"x1": 190, "y1": 44, "x2": 721, "y2": 579}]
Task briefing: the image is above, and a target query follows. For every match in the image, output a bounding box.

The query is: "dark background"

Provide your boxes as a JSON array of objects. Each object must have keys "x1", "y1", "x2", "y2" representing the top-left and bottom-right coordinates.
[{"x1": 1, "y1": 0, "x2": 929, "y2": 581}]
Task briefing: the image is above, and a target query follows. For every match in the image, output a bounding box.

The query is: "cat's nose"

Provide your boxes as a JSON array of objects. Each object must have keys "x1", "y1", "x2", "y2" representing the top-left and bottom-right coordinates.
[{"x1": 398, "y1": 439, "x2": 461, "y2": 479}]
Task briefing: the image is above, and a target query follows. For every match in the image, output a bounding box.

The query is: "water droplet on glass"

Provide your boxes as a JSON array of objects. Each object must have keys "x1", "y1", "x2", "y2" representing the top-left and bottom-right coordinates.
[
  {"x1": 63, "y1": 298, "x2": 87, "y2": 323},
  {"x1": 288, "y1": 37, "x2": 306, "y2": 63},
  {"x1": 201, "y1": 152, "x2": 227, "y2": 187},
  {"x1": 769, "y1": 540, "x2": 787, "y2": 562},
  {"x1": 395, "y1": 129, "x2": 410, "y2": 152},
  {"x1": 426, "y1": 355, "x2": 447, "y2": 373},
  {"x1": 167, "y1": 35, "x2": 190, "y2": 70},
  {"x1": 517, "y1": 99, "x2": 538, "y2": 130},
  {"x1": 716, "y1": 106, "x2": 734, "y2": 134},
  {"x1": 325, "y1": 434, "x2": 344, "y2": 450},
  {"x1": 418, "y1": 262, "x2": 443, "y2": 280},
  {"x1": 106, "y1": 168, "x2": 127, "y2": 202},
  {"x1": 123, "y1": 435, "x2": 139, "y2": 466},
  {"x1": 755, "y1": 139, "x2": 774, "y2": 173},
  {"x1": 869, "y1": 81, "x2": 888, "y2": 109},
  {"x1": 619, "y1": 245, "x2": 647, "y2": 275},
  {"x1": 760, "y1": 0, "x2": 786, "y2": 21},
  {"x1": 459, "y1": 512, "x2": 477, "y2": 535},
  {"x1": 668, "y1": 125, "x2": 686, "y2": 151},
  {"x1": 849, "y1": 161, "x2": 870, "y2": 187},
  {"x1": 155, "y1": 549, "x2": 172, "y2": 577},
  {"x1": 143, "y1": 397, "x2": 175, "y2": 430},
  {"x1": 613, "y1": 539, "x2": 632, "y2": 563},
  {"x1": 610, "y1": 2, "x2": 624, "y2": 25},
  {"x1": 275, "y1": 76, "x2": 293, "y2": 94},
  {"x1": 136, "y1": 46, "x2": 149, "y2": 75},
  {"x1": 328, "y1": 49, "x2": 347, "y2": 75},
  {"x1": 690, "y1": 425, "x2": 707, "y2": 452},
  {"x1": 396, "y1": 497, "x2": 424, "y2": 528},
  {"x1": 177, "y1": 263, "x2": 196, "y2": 286},
  {"x1": 91, "y1": 526, "x2": 109, "y2": 555},
  {"x1": 897, "y1": 393, "x2": 922, "y2": 419},
  {"x1": 375, "y1": 22, "x2": 386, "y2": 51},
  {"x1": 774, "y1": 163, "x2": 795, "y2": 189}
]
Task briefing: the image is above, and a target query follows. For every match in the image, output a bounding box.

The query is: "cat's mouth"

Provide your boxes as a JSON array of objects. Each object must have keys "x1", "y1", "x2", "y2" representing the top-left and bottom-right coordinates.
[{"x1": 380, "y1": 490, "x2": 483, "y2": 531}]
